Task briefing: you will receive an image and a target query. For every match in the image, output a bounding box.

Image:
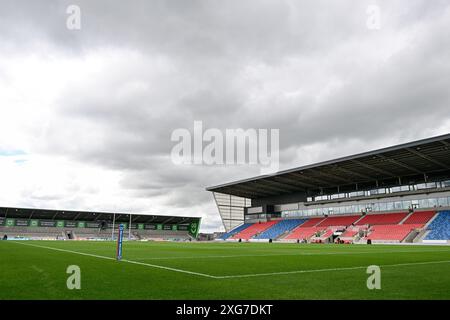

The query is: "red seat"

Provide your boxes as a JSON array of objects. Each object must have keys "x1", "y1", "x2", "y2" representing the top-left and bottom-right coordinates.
[
  {"x1": 403, "y1": 211, "x2": 436, "y2": 226},
  {"x1": 356, "y1": 212, "x2": 408, "y2": 225},
  {"x1": 299, "y1": 217, "x2": 326, "y2": 227},
  {"x1": 366, "y1": 224, "x2": 422, "y2": 241},
  {"x1": 316, "y1": 215, "x2": 360, "y2": 227},
  {"x1": 284, "y1": 226, "x2": 323, "y2": 240}
]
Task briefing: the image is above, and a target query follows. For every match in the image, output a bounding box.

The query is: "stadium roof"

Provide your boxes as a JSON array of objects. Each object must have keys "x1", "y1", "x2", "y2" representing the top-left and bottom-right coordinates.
[
  {"x1": 206, "y1": 133, "x2": 450, "y2": 199},
  {"x1": 0, "y1": 206, "x2": 198, "y2": 224}
]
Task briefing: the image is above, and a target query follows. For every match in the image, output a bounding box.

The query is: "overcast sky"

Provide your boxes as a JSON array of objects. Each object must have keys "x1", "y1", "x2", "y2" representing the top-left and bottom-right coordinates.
[{"x1": 0, "y1": 0, "x2": 449, "y2": 232}]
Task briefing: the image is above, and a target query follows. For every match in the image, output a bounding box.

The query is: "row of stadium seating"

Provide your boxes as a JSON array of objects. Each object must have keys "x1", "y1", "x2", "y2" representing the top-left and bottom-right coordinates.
[
  {"x1": 316, "y1": 215, "x2": 361, "y2": 227},
  {"x1": 219, "y1": 223, "x2": 252, "y2": 240},
  {"x1": 284, "y1": 227, "x2": 323, "y2": 240},
  {"x1": 0, "y1": 226, "x2": 191, "y2": 241},
  {"x1": 363, "y1": 224, "x2": 422, "y2": 241},
  {"x1": 222, "y1": 209, "x2": 447, "y2": 243},
  {"x1": 299, "y1": 217, "x2": 326, "y2": 227},
  {"x1": 254, "y1": 219, "x2": 306, "y2": 239},
  {"x1": 356, "y1": 212, "x2": 408, "y2": 225},
  {"x1": 425, "y1": 211, "x2": 450, "y2": 240},
  {"x1": 231, "y1": 221, "x2": 278, "y2": 240},
  {"x1": 403, "y1": 211, "x2": 436, "y2": 225}
]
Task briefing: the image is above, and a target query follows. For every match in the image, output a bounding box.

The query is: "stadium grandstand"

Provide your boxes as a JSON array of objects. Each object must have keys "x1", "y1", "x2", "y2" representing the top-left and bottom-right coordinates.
[
  {"x1": 208, "y1": 134, "x2": 450, "y2": 244},
  {"x1": 0, "y1": 206, "x2": 200, "y2": 241}
]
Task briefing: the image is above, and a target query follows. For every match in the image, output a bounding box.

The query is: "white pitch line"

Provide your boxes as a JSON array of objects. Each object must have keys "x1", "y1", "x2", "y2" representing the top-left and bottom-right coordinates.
[
  {"x1": 11, "y1": 241, "x2": 118, "y2": 260},
  {"x1": 214, "y1": 260, "x2": 450, "y2": 279},
  {"x1": 135, "y1": 249, "x2": 450, "y2": 261},
  {"x1": 119, "y1": 259, "x2": 218, "y2": 278},
  {"x1": 10, "y1": 241, "x2": 217, "y2": 279}
]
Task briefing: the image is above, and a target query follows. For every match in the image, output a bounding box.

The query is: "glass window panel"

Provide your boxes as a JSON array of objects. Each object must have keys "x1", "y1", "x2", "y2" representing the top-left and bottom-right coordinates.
[
  {"x1": 386, "y1": 202, "x2": 394, "y2": 210},
  {"x1": 428, "y1": 198, "x2": 437, "y2": 207},
  {"x1": 418, "y1": 199, "x2": 428, "y2": 208},
  {"x1": 438, "y1": 197, "x2": 449, "y2": 206},
  {"x1": 426, "y1": 182, "x2": 437, "y2": 189},
  {"x1": 402, "y1": 200, "x2": 412, "y2": 209}
]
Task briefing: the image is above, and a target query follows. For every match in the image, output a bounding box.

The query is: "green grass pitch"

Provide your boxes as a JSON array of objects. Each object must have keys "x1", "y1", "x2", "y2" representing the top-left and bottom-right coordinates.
[{"x1": 1, "y1": 240, "x2": 450, "y2": 300}]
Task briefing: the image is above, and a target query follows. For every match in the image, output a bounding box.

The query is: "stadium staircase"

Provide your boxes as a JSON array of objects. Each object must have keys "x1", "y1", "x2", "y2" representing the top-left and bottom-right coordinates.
[
  {"x1": 310, "y1": 228, "x2": 335, "y2": 243},
  {"x1": 338, "y1": 226, "x2": 362, "y2": 242},
  {"x1": 283, "y1": 226, "x2": 324, "y2": 241},
  {"x1": 414, "y1": 211, "x2": 440, "y2": 242},
  {"x1": 413, "y1": 229, "x2": 431, "y2": 243},
  {"x1": 398, "y1": 211, "x2": 414, "y2": 224},
  {"x1": 352, "y1": 215, "x2": 366, "y2": 225},
  {"x1": 298, "y1": 217, "x2": 326, "y2": 227},
  {"x1": 316, "y1": 215, "x2": 360, "y2": 227}
]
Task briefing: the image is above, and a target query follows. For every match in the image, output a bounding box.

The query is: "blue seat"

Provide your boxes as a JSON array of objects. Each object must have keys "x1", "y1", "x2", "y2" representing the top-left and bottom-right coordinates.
[
  {"x1": 425, "y1": 211, "x2": 450, "y2": 240},
  {"x1": 219, "y1": 223, "x2": 252, "y2": 240},
  {"x1": 254, "y1": 219, "x2": 307, "y2": 239}
]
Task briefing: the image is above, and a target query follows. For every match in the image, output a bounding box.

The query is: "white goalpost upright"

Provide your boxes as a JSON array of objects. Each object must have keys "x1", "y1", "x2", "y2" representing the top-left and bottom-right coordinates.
[
  {"x1": 111, "y1": 213, "x2": 116, "y2": 241},
  {"x1": 128, "y1": 214, "x2": 132, "y2": 240}
]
